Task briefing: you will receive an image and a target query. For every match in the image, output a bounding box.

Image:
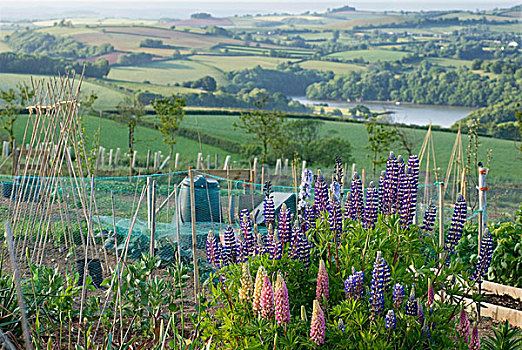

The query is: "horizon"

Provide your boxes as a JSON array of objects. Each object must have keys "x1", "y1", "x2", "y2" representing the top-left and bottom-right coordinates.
[{"x1": 1, "y1": 1, "x2": 521, "y2": 21}]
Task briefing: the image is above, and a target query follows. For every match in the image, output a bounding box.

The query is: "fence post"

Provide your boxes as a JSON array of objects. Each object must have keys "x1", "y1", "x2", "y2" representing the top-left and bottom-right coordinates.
[
  {"x1": 206, "y1": 154, "x2": 210, "y2": 170},
  {"x1": 284, "y1": 158, "x2": 288, "y2": 175},
  {"x1": 115, "y1": 148, "x2": 120, "y2": 167},
  {"x1": 438, "y1": 182, "x2": 444, "y2": 262},
  {"x1": 223, "y1": 155, "x2": 231, "y2": 170},
  {"x1": 132, "y1": 151, "x2": 137, "y2": 168},
  {"x1": 175, "y1": 153, "x2": 180, "y2": 170},
  {"x1": 189, "y1": 168, "x2": 199, "y2": 306},
  {"x1": 214, "y1": 153, "x2": 218, "y2": 169},
  {"x1": 477, "y1": 162, "x2": 487, "y2": 320},
  {"x1": 146, "y1": 149, "x2": 151, "y2": 171},
  {"x1": 108, "y1": 149, "x2": 113, "y2": 168}
]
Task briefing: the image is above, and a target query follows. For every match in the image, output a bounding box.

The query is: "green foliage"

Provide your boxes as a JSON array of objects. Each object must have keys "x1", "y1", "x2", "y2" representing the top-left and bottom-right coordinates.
[
  {"x1": 365, "y1": 116, "x2": 398, "y2": 174},
  {"x1": 482, "y1": 321, "x2": 522, "y2": 350},
  {"x1": 0, "y1": 52, "x2": 110, "y2": 78},
  {"x1": 4, "y1": 30, "x2": 114, "y2": 59},
  {"x1": 152, "y1": 95, "x2": 186, "y2": 157},
  {"x1": 0, "y1": 83, "x2": 34, "y2": 148},
  {"x1": 194, "y1": 213, "x2": 479, "y2": 349},
  {"x1": 116, "y1": 96, "x2": 145, "y2": 155},
  {"x1": 306, "y1": 65, "x2": 519, "y2": 108},
  {"x1": 117, "y1": 52, "x2": 155, "y2": 66},
  {"x1": 183, "y1": 75, "x2": 217, "y2": 92},
  {"x1": 233, "y1": 96, "x2": 285, "y2": 161}
]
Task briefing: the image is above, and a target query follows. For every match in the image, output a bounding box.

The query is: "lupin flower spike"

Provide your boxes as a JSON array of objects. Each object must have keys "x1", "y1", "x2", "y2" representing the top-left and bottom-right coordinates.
[
  {"x1": 274, "y1": 272, "x2": 290, "y2": 325},
  {"x1": 260, "y1": 276, "x2": 275, "y2": 320},
  {"x1": 471, "y1": 228, "x2": 494, "y2": 283},
  {"x1": 338, "y1": 318, "x2": 346, "y2": 332},
  {"x1": 316, "y1": 259, "x2": 329, "y2": 304},
  {"x1": 457, "y1": 308, "x2": 470, "y2": 341},
  {"x1": 334, "y1": 155, "x2": 344, "y2": 192},
  {"x1": 405, "y1": 287, "x2": 418, "y2": 316},
  {"x1": 239, "y1": 263, "x2": 253, "y2": 302},
  {"x1": 252, "y1": 266, "x2": 268, "y2": 315},
  {"x1": 330, "y1": 180, "x2": 341, "y2": 203},
  {"x1": 426, "y1": 279, "x2": 434, "y2": 307},
  {"x1": 205, "y1": 231, "x2": 221, "y2": 267},
  {"x1": 298, "y1": 168, "x2": 313, "y2": 212},
  {"x1": 417, "y1": 300, "x2": 424, "y2": 325},
  {"x1": 385, "y1": 310, "x2": 396, "y2": 330},
  {"x1": 393, "y1": 283, "x2": 405, "y2": 309},
  {"x1": 310, "y1": 300, "x2": 325, "y2": 345},
  {"x1": 469, "y1": 323, "x2": 480, "y2": 350},
  {"x1": 420, "y1": 203, "x2": 437, "y2": 234},
  {"x1": 314, "y1": 173, "x2": 328, "y2": 212},
  {"x1": 345, "y1": 266, "x2": 364, "y2": 299},
  {"x1": 444, "y1": 194, "x2": 467, "y2": 254},
  {"x1": 278, "y1": 203, "x2": 292, "y2": 245},
  {"x1": 223, "y1": 225, "x2": 237, "y2": 264},
  {"x1": 263, "y1": 181, "x2": 275, "y2": 226},
  {"x1": 369, "y1": 251, "x2": 388, "y2": 315},
  {"x1": 301, "y1": 305, "x2": 308, "y2": 321},
  {"x1": 240, "y1": 209, "x2": 255, "y2": 256},
  {"x1": 327, "y1": 194, "x2": 342, "y2": 239},
  {"x1": 364, "y1": 181, "x2": 379, "y2": 229},
  {"x1": 348, "y1": 172, "x2": 364, "y2": 221}
]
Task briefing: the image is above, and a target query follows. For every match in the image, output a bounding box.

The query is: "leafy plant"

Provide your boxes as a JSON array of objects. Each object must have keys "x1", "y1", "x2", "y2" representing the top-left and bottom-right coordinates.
[{"x1": 482, "y1": 321, "x2": 522, "y2": 350}]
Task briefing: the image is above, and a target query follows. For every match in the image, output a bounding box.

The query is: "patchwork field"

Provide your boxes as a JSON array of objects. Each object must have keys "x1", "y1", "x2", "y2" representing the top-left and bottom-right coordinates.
[
  {"x1": 327, "y1": 49, "x2": 410, "y2": 62},
  {"x1": 190, "y1": 55, "x2": 299, "y2": 72},
  {"x1": 298, "y1": 60, "x2": 366, "y2": 74},
  {"x1": 107, "y1": 59, "x2": 228, "y2": 85}
]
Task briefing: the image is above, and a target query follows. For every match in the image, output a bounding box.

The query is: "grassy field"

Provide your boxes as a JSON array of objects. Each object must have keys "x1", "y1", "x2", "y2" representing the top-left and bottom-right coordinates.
[
  {"x1": 107, "y1": 59, "x2": 228, "y2": 86},
  {"x1": 425, "y1": 57, "x2": 473, "y2": 68},
  {"x1": 327, "y1": 49, "x2": 410, "y2": 62},
  {"x1": 298, "y1": 60, "x2": 366, "y2": 74},
  {"x1": 11, "y1": 114, "x2": 241, "y2": 166},
  {"x1": 0, "y1": 73, "x2": 128, "y2": 109},
  {"x1": 190, "y1": 55, "x2": 299, "y2": 72},
  {"x1": 177, "y1": 113, "x2": 522, "y2": 181},
  {"x1": 218, "y1": 44, "x2": 314, "y2": 57}
]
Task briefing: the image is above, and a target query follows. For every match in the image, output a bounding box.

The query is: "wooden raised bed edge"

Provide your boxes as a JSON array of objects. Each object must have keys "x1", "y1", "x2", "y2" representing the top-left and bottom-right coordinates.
[
  {"x1": 482, "y1": 281, "x2": 522, "y2": 302},
  {"x1": 463, "y1": 296, "x2": 522, "y2": 328}
]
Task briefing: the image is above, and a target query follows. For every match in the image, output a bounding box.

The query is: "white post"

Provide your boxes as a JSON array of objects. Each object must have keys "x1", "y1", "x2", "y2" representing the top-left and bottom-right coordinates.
[
  {"x1": 302, "y1": 160, "x2": 306, "y2": 172},
  {"x1": 100, "y1": 147, "x2": 106, "y2": 168},
  {"x1": 132, "y1": 151, "x2": 137, "y2": 168},
  {"x1": 223, "y1": 155, "x2": 231, "y2": 170},
  {"x1": 153, "y1": 152, "x2": 158, "y2": 170},
  {"x1": 159, "y1": 155, "x2": 171, "y2": 170},
  {"x1": 108, "y1": 149, "x2": 113, "y2": 168},
  {"x1": 206, "y1": 154, "x2": 210, "y2": 170},
  {"x1": 115, "y1": 148, "x2": 120, "y2": 167},
  {"x1": 196, "y1": 153, "x2": 202, "y2": 170},
  {"x1": 275, "y1": 159, "x2": 282, "y2": 175},
  {"x1": 174, "y1": 152, "x2": 179, "y2": 169},
  {"x1": 284, "y1": 158, "x2": 289, "y2": 175}
]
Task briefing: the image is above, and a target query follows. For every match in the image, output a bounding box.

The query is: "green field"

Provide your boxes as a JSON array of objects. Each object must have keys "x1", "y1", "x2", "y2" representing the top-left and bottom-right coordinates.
[
  {"x1": 190, "y1": 55, "x2": 299, "y2": 72},
  {"x1": 12, "y1": 114, "x2": 241, "y2": 166},
  {"x1": 425, "y1": 57, "x2": 473, "y2": 68},
  {"x1": 0, "y1": 73, "x2": 128, "y2": 109},
  {"x1": 327, "y1": 49, "x2": 410, "y2": 62},
  {"x1": 107, "y1": 59, "x2": 228, "y2": 86},
  {"x1": 298, "y1": 60, "x2": 365, "y2": 74},
  {"x1": 176, "y1": 113, "x2": 522, "y2": 181}
]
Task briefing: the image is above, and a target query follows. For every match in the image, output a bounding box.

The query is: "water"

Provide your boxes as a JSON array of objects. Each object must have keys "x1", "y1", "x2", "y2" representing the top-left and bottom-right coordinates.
[{"x1": 292, "y1": 96, "x2": 475, "y2": 128}]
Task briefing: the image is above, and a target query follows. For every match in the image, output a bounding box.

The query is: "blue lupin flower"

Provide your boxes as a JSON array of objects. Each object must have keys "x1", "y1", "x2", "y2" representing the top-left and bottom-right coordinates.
[
  {"x1": 384, "y1": 152, "x2": 399, "y2": 214},
  {"x1": 263, "y1": 181, "x2": 275, "y2": 226},
  {"x1": 348, "y1": 172, "x2": 364, "y2": 221},
  {"x1": 417, "y1": 299, "x2": 424, "y2": 325},
  {"x1": 470, "y1": 229, "x2": 494, "y2": 283},
  {"x1": 296, "y1": 224, "x2": 310, "y2": 267},
  {"x1": 369, "y1": 251, "x2": 389, "y2": 314},
  {"x1": 385, "y1": 310, "x2": 397, "y2": 330},
  {"x1": 338, "y1": 318, "x2": 346, "y2": 332},
  {"x1": 223, "y1": 225, "x2": 237, "y2": 264},
  {"x1": 271, "y1": 229, "x2": 283, "y2": 260},
  {"x1": 393, "y1": 283, "x2": 405, "y2": 309},
  {"x1": 378, "y1": 170, "x2": 387, "y2": 214},
  {"x1": 345, "y1": 267, "x2": 364, "y2": 299},
  {"x1": 327, "y1": 196, "x2": 342, "y2": 240},
  {"x1": 314, "y1": 174, "x2": 328, "y2": 212},
  {"x1": 420, "y1": 204, "x2": 437, "y2": 234},
  {"x1": 205, "y1": 231, "x2": 222, "y2": 268},
  {"x1": 298, "y1": 168, "x2": 313, "y2": 212},
  {"x1": 334, "y1": 156, "x2": 344, "y2": 198},
  {"x1": 364, "y1": 181, "x2": 379, "y2": 229},
  {"x1": 330, "y1": 180, "x2": 341, "y2": 203},
  {"x1": 405, "y1": 288, "x2": 418, "y2": 316},
  {"x1": 444, "y1": 194, "x2": 467, "y2": 254},
  {"x1": 304, "y1": 204, "x2": 317, "y2": 232},
  {"x1": 278, "y1": 203, "x2": 292, "y2": 245},
  {"x1": 240, "y1": 209, "x2": 255, "y2": 256}
]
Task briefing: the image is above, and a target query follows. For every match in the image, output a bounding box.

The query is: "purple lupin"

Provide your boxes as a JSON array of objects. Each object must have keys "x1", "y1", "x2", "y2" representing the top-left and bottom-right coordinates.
[
  {"x1": 364, "y1": 181, "x2": 379, "y2": 229},
  {"x1": 240, "y1": 209, "x2": 255, "y2": 256},
  {"x1": 470, "y1": 229, "x2": 494, "y2": 283},
  {"x1": 314, "y1": 174, "x2": 328, "y2": 213},
  {"x1": 278, "y1": 203, "x2": 292, "y2": 245},
  {"x1": 444, "y1": 194, "x2": 467, "y2": 255}
]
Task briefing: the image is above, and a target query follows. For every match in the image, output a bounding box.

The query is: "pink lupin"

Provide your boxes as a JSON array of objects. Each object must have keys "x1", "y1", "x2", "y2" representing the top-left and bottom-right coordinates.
[
  {"x1": 426, "y1": 278, "x2": 434, "y2": 307},
  {"x1": 310, "y1": 299, "x2": 325, "y2": 345},
  {"x1": 274, "y1": 272, "x2": 290, "y2": 325},
  {"x1": 260, "y1": 276, "x2": 274, "y2": 320},
  {"x1": 468, "y1": 324, "x2": 480, "y2": 350},
  {"x1": 457, "y1": 309, "x2": 471, "y2": 342},
  {"x1": 316, "y1": 259, "x2": 329, "y2": 305}
]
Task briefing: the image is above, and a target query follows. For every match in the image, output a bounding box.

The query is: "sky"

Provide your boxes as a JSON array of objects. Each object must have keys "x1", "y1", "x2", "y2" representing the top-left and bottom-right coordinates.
[{"x1": 1, "y1": 1, "x2": 520, "y2": 21}]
